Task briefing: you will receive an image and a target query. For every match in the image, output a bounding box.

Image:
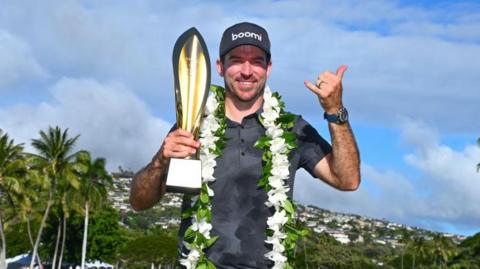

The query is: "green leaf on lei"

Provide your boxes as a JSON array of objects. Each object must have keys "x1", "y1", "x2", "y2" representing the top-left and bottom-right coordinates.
[
  {"x1": 182, "y1": 205, "x2": 196, "y2": 219},
  {"x1": 254, "y1": 136, "x2": 270, "y2": 148},
  {"x1": 200, "y1": 191, "x2": 209, "y2": 204},
  {"x1": 283, "y1": 199, "x2": 295, "y2": 214},
  {"x1": 184, "y1": 227, "x2": 195, "y2": 242},
  {"x1": 205, "y1": 235, "x2": 219, "y2": 248}
]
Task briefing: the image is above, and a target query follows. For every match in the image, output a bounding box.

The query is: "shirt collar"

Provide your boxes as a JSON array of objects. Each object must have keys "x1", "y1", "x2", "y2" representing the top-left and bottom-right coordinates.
[{"x1": 226, "y1": 106, "x2": 264, "y2": 128}]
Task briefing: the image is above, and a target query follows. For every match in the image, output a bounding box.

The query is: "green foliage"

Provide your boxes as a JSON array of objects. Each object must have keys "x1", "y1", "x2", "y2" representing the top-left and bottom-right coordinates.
[
  {"x1": 75, "y1": 150, "x2": 112, "y2": 212},
  {"x1": 85, "y1": 205, "x2": 128, "y2": 263},
  {"x1": 449, "y1": 232, "x2": 480, "y2": 268},
  {"x1": 294, "y1": 232, "x2": 380, "y2": 269},
  {"x1": 4, "y1": 126, "x2": 480, "y2": 268},
  {"x1": 4, "y1": 223, "x2": 31, "y2": 257},
  {"x1": 118, "y1": 230, "x2": 177, "y2": 268},
  {"x1": 41, "y1": 205, "x2": 127, "y2": 264}
]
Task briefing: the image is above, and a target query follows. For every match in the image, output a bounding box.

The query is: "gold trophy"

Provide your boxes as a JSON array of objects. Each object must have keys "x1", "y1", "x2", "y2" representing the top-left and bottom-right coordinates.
[{"x1": 166, "y1": 27, "x2": 211, "y2": 193}]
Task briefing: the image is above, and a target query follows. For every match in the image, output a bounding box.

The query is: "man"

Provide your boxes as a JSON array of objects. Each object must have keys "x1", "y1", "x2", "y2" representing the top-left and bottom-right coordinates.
[{"x1": 130, "y1": 22, "x2": 360, "y2": 268}]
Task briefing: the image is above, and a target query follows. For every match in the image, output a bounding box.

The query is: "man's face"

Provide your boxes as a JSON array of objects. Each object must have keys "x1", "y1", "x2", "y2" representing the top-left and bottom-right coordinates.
[{"x1": 216, "y1": 45, "x2": 272, "y2": 103}]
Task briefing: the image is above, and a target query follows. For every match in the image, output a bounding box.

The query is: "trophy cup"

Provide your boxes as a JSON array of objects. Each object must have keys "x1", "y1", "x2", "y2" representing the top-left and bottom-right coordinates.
[{"x1": 166, "y1": 27, "x2": 211, "y2": 193}]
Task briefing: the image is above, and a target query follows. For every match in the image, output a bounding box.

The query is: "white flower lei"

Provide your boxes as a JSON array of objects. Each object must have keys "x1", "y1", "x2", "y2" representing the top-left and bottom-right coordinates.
[{"x1": 180, "y1": 85, "x2": 303, "y2": 269}]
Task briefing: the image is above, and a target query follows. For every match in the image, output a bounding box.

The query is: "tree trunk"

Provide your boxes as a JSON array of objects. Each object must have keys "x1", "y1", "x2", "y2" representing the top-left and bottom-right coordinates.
[
  {"x1": 51, "y1": 218, "x2": 62, "y2": 269},
  {"x1": 0, "y1": 214, "x2": 7, "y2": 269},
  {"x1": 303, "y1": 237, "x2": 308, "y2": 269},
  {"x1": 57, "y1": 215, "x2": 67, "y2": 269},
  {"x1": 401, "y1": 251, "x2": 404, "y2": 269},
  {"x1": 30, "y1": 194, "x2": 54, "y2": 269},
  {"x1": 81, "y1": 201, "x2": 89, "y2": 269},
  {"x1": 27, "y1": 218, "x2": 43, "y2": 267}
]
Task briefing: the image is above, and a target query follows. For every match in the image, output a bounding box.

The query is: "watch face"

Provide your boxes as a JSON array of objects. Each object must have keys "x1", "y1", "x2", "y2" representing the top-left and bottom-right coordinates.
[{"x1": 338, "y1": 107, "x2": 348, "y2": 123}]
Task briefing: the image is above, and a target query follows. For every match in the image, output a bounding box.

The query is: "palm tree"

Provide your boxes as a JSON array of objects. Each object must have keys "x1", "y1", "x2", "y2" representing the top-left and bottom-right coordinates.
[
  {"x1": 28, "y1": 126, "x2": 80, "y2": 269},
  {"x1": 431, "y1": 233, "x2": 457, "y2": 268},
  {"x1": 75, "y1": 151, "x2": 112, "y2": 269},
  {"x1": 410, "y1": 236, "x2": 428, "y2": 269},
  {"x1": 0, "y1": 130, "x2": 26, "y2": 269},
  {"x1": 54, "y1": 166, "x2": 84, "y2": 269},
  {"x1": 398, "y1": 228, "x2": 413, "y2": 269}
]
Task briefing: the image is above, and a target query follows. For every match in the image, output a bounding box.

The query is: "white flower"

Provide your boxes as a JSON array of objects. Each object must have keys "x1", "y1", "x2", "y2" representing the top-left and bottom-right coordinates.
[
  {"x1": 264, "y1": 94, "x2": 279, "y2": 109},
  {"x1": 206, "y1": 114, "x2": 221, "y2": 130},
  {"x1": 267, "y1": 210, "x2": 288, "y2": 229},
  {"x1": 262, "y1": 107, "x2": 280, "y2": 125},
  {"x1": 180, "y1": 248, "x2": 200, "y2": 269},
  {"x1": 272, "y1": 154, "x2": 289, "y2": 167},
  {"x1": 200, "y1": 134, "x2": 218, "y2": 152},
  {"x1": 206, "y1": 184, "x2": 214, "y2": 196},
  {"x1": 266, "y1": 236, "x2": 286, "y2": 252},
  {"x1": 267, "y1": 190, "x2": 289, "y2": 209},
  {"x1": 270, "y1": 164, "x2": 289, "y2": 179},
  {"x1": 190, "y1": 195, "x2": 199, "y2": 206},
  {"x1": 192, "y1": 216, "x2": 212, "y2": 239},
  {"x1": 265, "y1": 250, "x2": 287, "y2": 264},
  {"x1": 201, "y1": 159, "x2": 216, "y2": 182},
  {"x1": 270, "y1": 137, "x2": 287, "y2": 154},
  {"x1": 266, "y1": 126, "x2": 283, "y2": 138},
  {"x1": 205, "y1": 94, "x2": 218, "y2": 114},
  {"x1": 268, "y1": 176, "x2": 285, "y2": 189}
]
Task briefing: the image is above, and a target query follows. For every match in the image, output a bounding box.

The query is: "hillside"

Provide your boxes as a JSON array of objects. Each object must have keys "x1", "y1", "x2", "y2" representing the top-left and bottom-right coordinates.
[{"x1": 110, "y1": 173, "x2": 480, "y2": 268}]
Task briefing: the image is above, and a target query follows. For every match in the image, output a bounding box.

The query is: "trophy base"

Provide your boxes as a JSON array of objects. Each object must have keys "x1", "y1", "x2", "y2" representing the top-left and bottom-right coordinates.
[{"x1": 166, "y1": 158, "x2": 202, "y2": 194}]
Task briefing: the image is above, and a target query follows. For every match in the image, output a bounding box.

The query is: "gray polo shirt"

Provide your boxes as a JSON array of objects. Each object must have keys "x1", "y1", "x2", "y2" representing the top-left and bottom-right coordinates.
[{"x1": 178, "y1": 111, "x2": 331, "y2": 268}]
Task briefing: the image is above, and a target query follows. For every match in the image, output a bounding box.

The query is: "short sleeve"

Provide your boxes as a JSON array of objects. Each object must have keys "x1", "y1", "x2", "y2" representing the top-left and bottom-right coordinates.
[{"x1": 293, "y1": 116, "x2": 332, "y2": 178}]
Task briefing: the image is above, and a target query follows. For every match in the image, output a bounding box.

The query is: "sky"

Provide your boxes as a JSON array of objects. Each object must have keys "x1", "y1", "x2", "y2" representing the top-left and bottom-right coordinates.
[{"x1": 0, "y1": 0, "x2": 479, "y2": 236}]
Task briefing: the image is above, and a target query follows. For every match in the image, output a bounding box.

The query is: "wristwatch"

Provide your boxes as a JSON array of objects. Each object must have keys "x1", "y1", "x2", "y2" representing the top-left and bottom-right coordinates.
[{"x1": 324, "y1": 107, "x2": 349, "y2": 124}]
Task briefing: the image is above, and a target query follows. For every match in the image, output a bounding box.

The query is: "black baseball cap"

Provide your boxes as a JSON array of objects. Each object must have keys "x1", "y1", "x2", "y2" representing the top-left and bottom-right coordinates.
[{"x1": 219, "y1": 22, "x2": 271, "y2": 58}]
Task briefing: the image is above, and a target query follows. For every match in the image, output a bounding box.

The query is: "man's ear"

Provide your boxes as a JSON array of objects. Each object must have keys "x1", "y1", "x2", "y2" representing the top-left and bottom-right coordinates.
[{"x1": 216, "y1": 58, "x2": 224, "y2": 77}]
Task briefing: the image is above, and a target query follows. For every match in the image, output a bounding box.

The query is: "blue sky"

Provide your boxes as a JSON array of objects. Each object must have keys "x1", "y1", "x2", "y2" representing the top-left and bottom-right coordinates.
[{"x1": 1, "y1": 0, "x2": 479, "y2": 236}]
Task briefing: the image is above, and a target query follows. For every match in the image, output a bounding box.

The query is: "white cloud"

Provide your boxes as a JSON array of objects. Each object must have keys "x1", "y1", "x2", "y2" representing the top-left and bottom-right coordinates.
[
  {"x1": 0, "y1": 77, "x2": 171, "y2": 171},
  {"x1": 294, "y1": 119, "x2": 480, "y2": 234},
  {"x1": 0, "y1": 29, "x2": 48, "y2": 90},
  {"x1": 1, "y1": 1, "x2": 479, "y2": 132},
  {"x1": 1, "y1": 0, "x2": 479, "y2": 233}
]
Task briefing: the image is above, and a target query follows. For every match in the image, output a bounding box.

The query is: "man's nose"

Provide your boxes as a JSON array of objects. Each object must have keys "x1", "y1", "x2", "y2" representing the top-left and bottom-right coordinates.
[{"x1": 240, "y1": 61, "x2": 253, "y2": 76}]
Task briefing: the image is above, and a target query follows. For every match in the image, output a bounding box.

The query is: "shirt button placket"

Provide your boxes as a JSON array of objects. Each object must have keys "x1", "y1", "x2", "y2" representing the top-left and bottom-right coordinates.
[{"x1": 240, "y1": 125, "x2": 245, "y2": 157}]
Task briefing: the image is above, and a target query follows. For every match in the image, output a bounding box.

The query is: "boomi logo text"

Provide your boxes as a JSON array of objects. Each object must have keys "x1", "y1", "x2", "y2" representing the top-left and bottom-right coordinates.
[{"x1": 232, "y1": 32, "x2": 262, "y2": 41}]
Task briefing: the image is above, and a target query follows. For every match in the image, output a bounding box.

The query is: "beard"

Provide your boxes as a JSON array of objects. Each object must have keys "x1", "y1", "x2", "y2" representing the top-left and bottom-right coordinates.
[{"x1": 224, "y1": 79, "x2": 266, "y2": 104}]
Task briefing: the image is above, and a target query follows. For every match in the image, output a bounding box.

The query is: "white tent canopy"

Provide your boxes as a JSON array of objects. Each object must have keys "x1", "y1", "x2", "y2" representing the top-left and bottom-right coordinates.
[{"x1": 82, "y1": 260, "x2": 114, "y2": 269}]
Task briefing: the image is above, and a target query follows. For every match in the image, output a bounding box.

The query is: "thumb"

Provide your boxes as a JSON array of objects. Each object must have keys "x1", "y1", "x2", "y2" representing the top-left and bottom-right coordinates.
[{"x1": 336, "y1": 65, "x2": 348, "y2": 79}]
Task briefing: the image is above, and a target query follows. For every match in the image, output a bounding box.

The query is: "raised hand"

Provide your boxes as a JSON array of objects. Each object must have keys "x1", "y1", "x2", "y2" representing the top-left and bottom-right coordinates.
[
  {"x1": 161, "y1": 129, "x2": 200, "y2": 159},
  {"x1": 304, "y1": 65, "x2": 348, "y2": 114}
]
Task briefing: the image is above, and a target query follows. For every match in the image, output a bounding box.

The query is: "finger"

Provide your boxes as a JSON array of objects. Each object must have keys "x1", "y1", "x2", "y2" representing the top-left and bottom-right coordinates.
[
  {"x1": 305, "y1": 80, "x2": 328, "y2": 98},
  {"x1": 336, "y1": 65, "x2": 348, "y2": 79},
  {"x1": 164, "y1": 144, "x2": 197, "y2": 156},
  {"x1": 304, "y1": 80, "x2": 320, "y2": 94},
  {"x1": 320, "y1": 72, "x2": 337, "y2": 84},
  {"x1": 172, "y1": 128, "x2": 195, "y2": 139},
  {"x1": 316, "y1": 78, "x2": 324, "y2": 88},
  {"x1": 166, "y1": 150, "x2": 195, "y2": 159},
  {"x1": 168, "y1": 136, "x2": 200, "y2": 149}
]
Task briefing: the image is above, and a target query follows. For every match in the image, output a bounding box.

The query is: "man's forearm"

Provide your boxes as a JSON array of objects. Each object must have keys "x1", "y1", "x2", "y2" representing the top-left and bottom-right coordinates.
[
  {"x1": 328, "y1": 122, "x2": 361, "y2": 190},
  {"x1": 130, "y1": 150, "x2": 168, "y2": 211}
]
